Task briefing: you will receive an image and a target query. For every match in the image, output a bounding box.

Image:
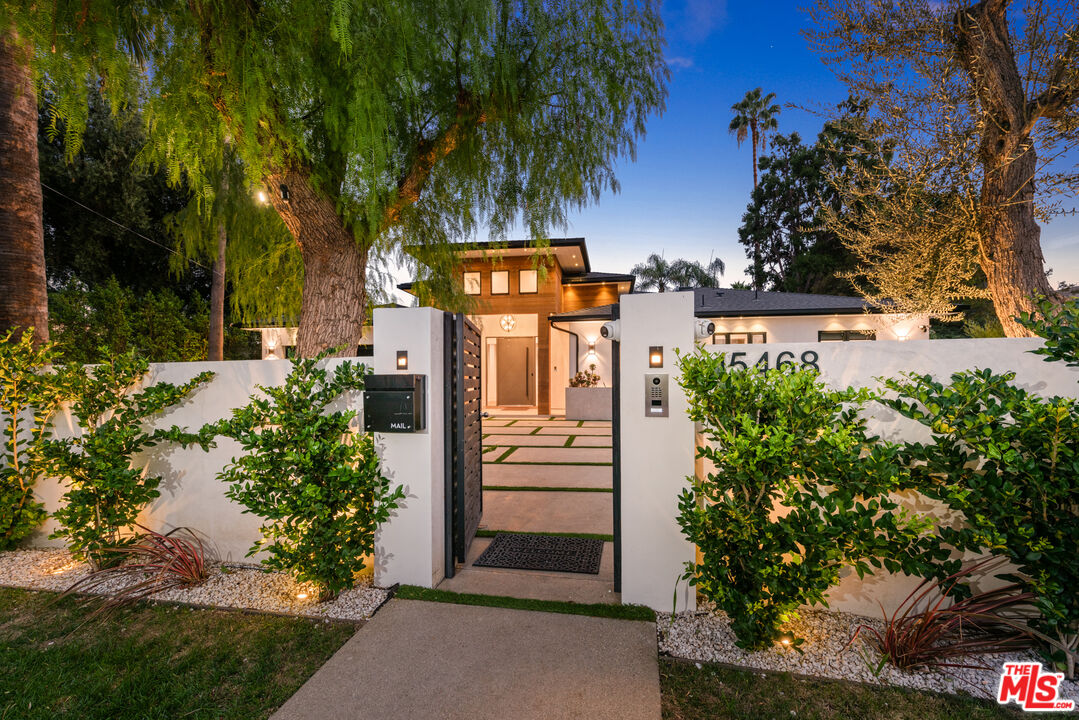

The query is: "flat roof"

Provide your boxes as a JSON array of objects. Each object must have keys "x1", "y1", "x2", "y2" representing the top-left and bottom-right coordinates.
[{"x1": 406, "y1": 237, "x2": 593, "y2": 275}]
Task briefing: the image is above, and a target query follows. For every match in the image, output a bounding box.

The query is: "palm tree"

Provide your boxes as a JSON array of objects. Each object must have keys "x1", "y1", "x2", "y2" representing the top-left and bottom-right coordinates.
[
  {"x1": 730, "y1": 88, "x2": 779, "y2": 290},
  {"x1": 631, "y1": 253, "x2": 674, "y2": 292},
  {"x1": 0, "y1": 30, "x2": 48, "y2": 345},
  {"x1": 0, "y1": 4, "x2": 155, "y2": 346},
  {"x1": 729, "y1": 88, "x2": 780, "y2": 189},
  {"x1": 631, "y1": 254, "x2": 725, "y2": 291}
]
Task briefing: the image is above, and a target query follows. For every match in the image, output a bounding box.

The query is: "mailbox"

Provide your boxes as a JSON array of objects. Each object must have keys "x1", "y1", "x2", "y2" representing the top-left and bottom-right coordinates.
[{"x1": 363, "y1": 374, "x2": 426, "y2": 433}]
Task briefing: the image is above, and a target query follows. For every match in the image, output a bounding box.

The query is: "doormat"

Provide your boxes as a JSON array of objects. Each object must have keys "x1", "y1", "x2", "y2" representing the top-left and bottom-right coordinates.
[{"x1": 472, "y1": 533, "x2": 603, "y2": 574}]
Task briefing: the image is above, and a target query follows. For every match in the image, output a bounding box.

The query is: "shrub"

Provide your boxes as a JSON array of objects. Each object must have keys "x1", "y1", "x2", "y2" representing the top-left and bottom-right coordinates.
[
  {"x1": 41, "y1": 354, "x2": 213, "y2": 569},
  {"x1": 0, "y1": 329, "x2": 66, "y2": 549},
  {"x1": 881, "y1": 368, "x2": 1079, "y2": 678},
  {"x1": 1018, "y1": 295, "x2": 1078, "y2": 368},
  {"x1": 676, "y1": 348, "x2": 950, "y2": 650},
  {"x1": 210, "y1": 356, "x2": 404, "y2": 600},
  {"x1": 569, "y1": 363, "x2": 600, "y2": 388}
]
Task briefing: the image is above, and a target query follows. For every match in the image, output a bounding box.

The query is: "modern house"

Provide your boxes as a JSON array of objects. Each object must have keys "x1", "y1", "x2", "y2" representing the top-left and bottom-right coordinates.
[
  {"x1": 399, "y1": 238, "x2": 928, "y2": 415},
  {"x1": 399, "y1": 238, "x2": 635, "y2": 415}
]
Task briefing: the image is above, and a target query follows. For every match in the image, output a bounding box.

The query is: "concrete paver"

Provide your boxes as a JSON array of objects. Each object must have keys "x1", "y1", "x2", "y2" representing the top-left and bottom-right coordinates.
[
  {"x1": 481, "y1": 425, "x2": 542, "y2": 435},
  {"x1": 501, "y1": 446, "x2": 613, "y2": 464},
  {"x1": 484, "y1": 434, "x2": 577, "y2": 447},
  {"x1": 483, "y1": 463, "x2": 612, "y2": 489},
  {"x1": 270, "y1": 599, "x2": 660, "y2": 720},
  {"x1": 568, "y1": 435, "x2": 614, "y2": 447},
  {"x1": 537, "y1": 426, "x2": 611, "y2": 436},
  {"x1": 482, "y1": 489, "x2": 612, "y2": 535}
]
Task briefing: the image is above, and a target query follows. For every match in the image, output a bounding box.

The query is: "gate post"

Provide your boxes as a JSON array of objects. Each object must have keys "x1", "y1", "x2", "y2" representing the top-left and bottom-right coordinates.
[
  {"x1": 371, "y1": 307, "x2": 447, "y2": 588},
  {"x1": 618, "y1": 291, "x2": 697, "y2": 612}
]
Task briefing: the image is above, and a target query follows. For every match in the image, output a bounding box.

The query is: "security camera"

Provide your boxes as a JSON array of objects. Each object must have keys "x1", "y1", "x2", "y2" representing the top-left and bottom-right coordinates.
[
  {"x1": 600, "y1": 320, "x2": 621, "y2": 341},
  {"x1": 694, "y1": 319, "x2": 716, "y2": 341}
]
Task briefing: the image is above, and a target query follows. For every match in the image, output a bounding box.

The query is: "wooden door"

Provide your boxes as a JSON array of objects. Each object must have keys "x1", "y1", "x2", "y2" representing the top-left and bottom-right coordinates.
[{"x1": 496, "y1": 337, "x2": 534, "y2": 406}]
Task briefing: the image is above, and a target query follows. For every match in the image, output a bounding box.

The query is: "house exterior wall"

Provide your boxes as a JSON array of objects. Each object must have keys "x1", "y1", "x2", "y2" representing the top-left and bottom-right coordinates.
[
  {"x1": 457, "y1": 256, "x2": 562, "y2": 412},
  {"x1": 561, "y1": 282, "x2": 622, "y2": 313},
  {"x1": 706, "y1": 313, "x2": 928, "y2": 343}
]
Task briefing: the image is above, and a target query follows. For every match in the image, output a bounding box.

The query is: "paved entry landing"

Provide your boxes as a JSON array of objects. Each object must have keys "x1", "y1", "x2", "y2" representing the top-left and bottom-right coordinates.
[
  {"x1": 270, "y1": 599, "x2": 660, "y2": 720},
  {"x1": 441, "y1": 416, "x2": 615, "y2": 603}
]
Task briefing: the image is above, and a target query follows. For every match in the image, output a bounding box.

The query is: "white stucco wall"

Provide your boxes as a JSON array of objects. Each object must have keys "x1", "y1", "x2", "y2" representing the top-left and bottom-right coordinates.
[
  {"x1": 618, "y1": 291, "x2": 699, "y2": 612},
  {"x1": 28, "y1": 358, "x2": 367, "y2": 562},
  {"x1": 371, "y1": 307, "x2": 447, "y2": 588}
]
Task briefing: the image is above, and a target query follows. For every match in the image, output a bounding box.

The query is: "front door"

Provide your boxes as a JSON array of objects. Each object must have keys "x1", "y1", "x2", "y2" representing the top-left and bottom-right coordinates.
[{"x1": 497, "y1": 337, "x2": 534, "y2": 406}]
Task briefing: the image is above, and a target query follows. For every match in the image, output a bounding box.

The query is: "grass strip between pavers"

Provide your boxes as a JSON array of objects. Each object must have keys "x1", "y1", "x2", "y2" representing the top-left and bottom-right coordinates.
[
  {"x1": 394, "y1": 585, "x2": 654, "y2": 622},
  {"x1": 493, "y1": 446, "x2": 518, "y2": 462},
  {"x1": 483, "y1": 485, "x2": 613, "y2": 493},
  {"x1": 475, "y1": 528, "x2": 615, "y2": 542}
]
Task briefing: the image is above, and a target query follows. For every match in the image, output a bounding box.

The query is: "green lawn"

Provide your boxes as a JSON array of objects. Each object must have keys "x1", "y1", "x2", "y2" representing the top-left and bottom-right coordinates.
[
  {"x1": 660, "y1": 657, "x2": 1031, "y2": 720},
  {"x1": 0, "y1": 587, "x2": 356, "y2": 720}
]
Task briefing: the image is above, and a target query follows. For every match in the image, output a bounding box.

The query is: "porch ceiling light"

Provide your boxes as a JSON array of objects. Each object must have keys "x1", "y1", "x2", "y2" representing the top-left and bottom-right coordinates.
[
  {"x1": 649, "y1": 346, "x2": 663, "y2": 368},
  {"x1": 396, "y1": 350, "x2": 408, "y2": 370},
  {"x1": 500, "y1": 314, "x2": 517, "y2": 332}
]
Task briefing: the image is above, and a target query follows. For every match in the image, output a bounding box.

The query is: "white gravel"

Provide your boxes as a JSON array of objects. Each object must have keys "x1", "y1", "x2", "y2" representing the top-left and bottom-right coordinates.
[
  {"x1": 0, "y1": 549, "x2": 389, "y2": 622},
  {"x1": 658, "y1": 602, "x2": 1079, "y2": 702}
]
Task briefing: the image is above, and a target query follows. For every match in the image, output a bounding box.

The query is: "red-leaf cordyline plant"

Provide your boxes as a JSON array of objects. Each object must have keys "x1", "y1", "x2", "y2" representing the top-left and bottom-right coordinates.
[
  {"x1": 846, "y1": 560, "x2": 1040, "y2": 672},
  {"x1": 62, "y1": 525, "x2": 210, "y2": 613}
]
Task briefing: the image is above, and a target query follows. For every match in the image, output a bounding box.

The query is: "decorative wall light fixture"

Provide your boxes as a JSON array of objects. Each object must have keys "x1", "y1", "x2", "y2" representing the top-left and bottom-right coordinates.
[
  {"x1": 587, "y1": 340, "x2": 597, "y2": 357},
  {"x1": 499, "y1": 314, "x2": 517, "y2": 332},
  {"x1": 649, "y1": 346, "x2": 663, "y2": 368},
  {"x1": 396, "y1": 350, "x2": 408, "y2": 370}
]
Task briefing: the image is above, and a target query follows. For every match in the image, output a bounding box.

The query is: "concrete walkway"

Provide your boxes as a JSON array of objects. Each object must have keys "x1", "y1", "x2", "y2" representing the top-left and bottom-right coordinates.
[{"x1": 271, "y1": 599, "x2": 661, "y2": 720}]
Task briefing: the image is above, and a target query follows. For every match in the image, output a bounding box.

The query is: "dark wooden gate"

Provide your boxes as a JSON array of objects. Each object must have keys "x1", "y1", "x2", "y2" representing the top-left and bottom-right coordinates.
[{"x1": 444, "y1": 313, "x2": 483, "y2": 578}]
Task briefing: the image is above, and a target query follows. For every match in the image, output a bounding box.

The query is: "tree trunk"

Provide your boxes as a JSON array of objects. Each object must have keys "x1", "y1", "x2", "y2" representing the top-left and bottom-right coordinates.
[
  {"x1": 0, "y1": 30, "x2": 48, "y2": 346},
  {"x1": 977, "y1": 144, "x2": 1052, "y2": 337},
  {"x1": 208, "y1": 220, "x2": 226, "y2": 361},
  {"x1": 954, "y1": 0, "x2": 1055, "y2": 337},
  {"x1": 265, "y1": 169, "x2": 367, "y2": 357}
]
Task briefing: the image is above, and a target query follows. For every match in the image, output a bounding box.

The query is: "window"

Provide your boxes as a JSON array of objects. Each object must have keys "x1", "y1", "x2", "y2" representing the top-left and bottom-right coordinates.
[
  {"x1": 818, "y1": 330, "x2": 876, "y2": 342},
  {"x1": 491, "y1": 270, "x2": 509, "y2": 295},
  {"x1": 463, "y1": 271, "x2": 481, "y2": 295},
  {"x1": 712, "y1": 332, "x2": 767, "y2": 345},
  {"x1": 519, "y1": 269, "x2": 538, "y2": 294}
]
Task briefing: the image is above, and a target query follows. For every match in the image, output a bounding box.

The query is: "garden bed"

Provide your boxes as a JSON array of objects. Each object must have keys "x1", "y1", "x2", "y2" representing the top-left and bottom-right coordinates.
[
  {"x1": 658, "y1": 604, "x2": 1078, "y2": 703},
  {"x1": 0, "y1": 549, "x2": 389, "y2": 622}
]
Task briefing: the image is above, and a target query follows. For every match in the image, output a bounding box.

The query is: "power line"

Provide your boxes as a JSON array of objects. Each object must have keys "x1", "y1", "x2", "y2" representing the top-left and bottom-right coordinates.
[{"x1": 40, "y1": 181, "x2": 212, "y2": 273}]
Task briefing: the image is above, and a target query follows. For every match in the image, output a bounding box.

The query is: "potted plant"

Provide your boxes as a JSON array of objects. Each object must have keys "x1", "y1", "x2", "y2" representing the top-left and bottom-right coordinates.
[{"x1": 565, "y1": 364, "x2": 612, "y2": 420}]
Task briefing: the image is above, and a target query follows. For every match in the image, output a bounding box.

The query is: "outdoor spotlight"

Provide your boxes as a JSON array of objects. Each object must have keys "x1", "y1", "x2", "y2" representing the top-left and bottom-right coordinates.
[
  {"x1": 279, "y1": 183, "x2": 290, "y2": 202},
  {"x1": 649, "y1": 346, "x2": 663, "y2": 368},
  {"x1": 256, "y1": 190, "x2": 269, "y2": 205},
  {"x1": 396, "y1": 350, "x2": 408, "y2": 370}
]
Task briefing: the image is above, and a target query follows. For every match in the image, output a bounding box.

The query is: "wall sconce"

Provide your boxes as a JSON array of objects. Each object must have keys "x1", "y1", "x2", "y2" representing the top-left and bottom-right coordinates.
[
  {"x1": 396, "y1": 351, "x2": 408, "y2": 370},
  {"x1": 649, "y1": 346, "x2": 663, "y2": 368},
  {"x1": 279, "y1": 184, "x2": 290, "y2": 203},
  {"x1": 587, "y1": 340, "x2": 596, "y2": 357},
  {"x1": 499, "y1": 314, "x2": 517, "y2": 332}
]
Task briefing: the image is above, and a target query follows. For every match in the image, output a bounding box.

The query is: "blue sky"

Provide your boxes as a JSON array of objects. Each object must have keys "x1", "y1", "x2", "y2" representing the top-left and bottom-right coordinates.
[{"x1": 479, "y1": 0, "x2": 1079, "y2": 290}]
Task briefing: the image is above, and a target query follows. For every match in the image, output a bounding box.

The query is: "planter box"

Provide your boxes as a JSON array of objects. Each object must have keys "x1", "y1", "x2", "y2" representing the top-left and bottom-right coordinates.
[{"x1": 565, "y1": 386, "x2": 612, "y2": 421}]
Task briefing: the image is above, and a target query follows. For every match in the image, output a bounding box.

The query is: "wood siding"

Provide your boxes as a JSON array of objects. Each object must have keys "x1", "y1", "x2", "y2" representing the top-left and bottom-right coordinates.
[
  {"x1": 560, "y1": 283, "x2": 622, "y2": 313},
  {"x1": 460, "y1": 257, "x2": 561, "y2": 413}
]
